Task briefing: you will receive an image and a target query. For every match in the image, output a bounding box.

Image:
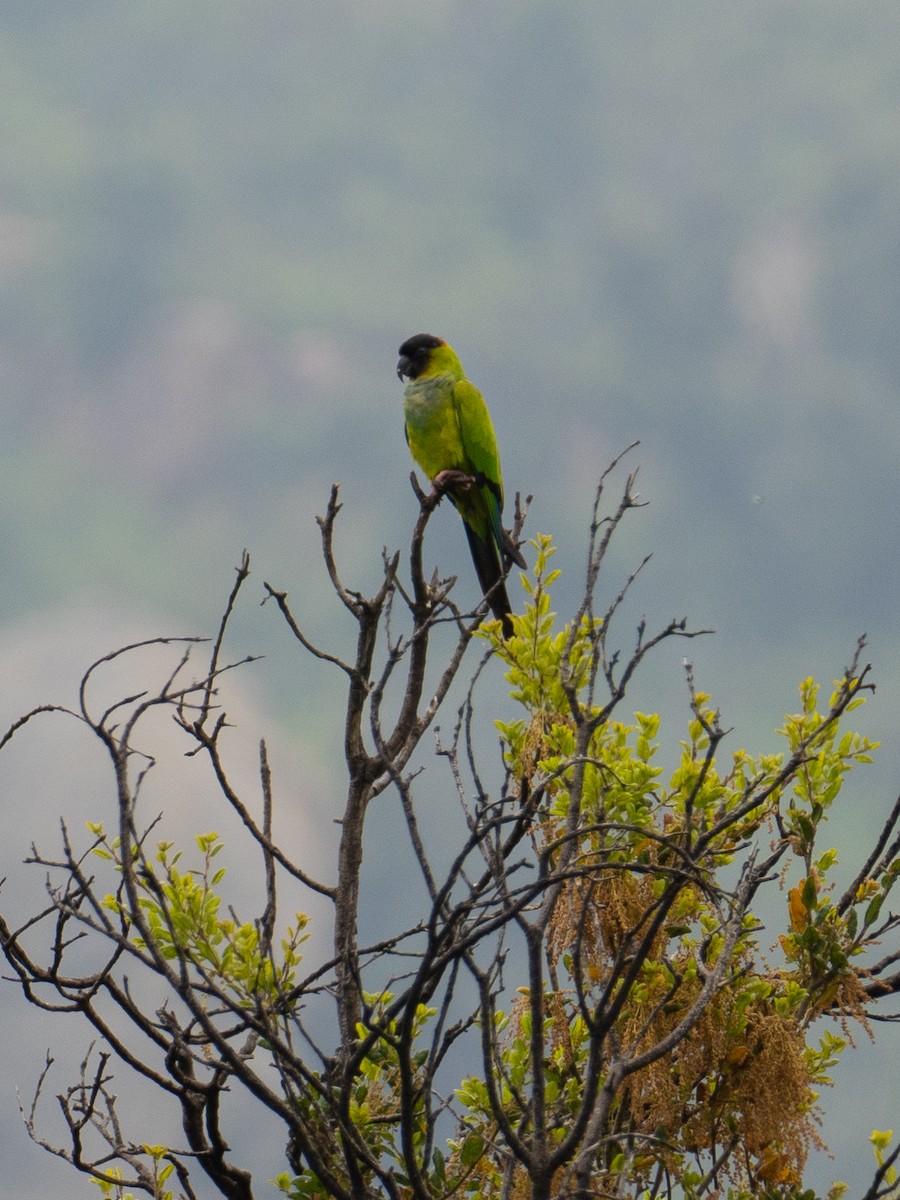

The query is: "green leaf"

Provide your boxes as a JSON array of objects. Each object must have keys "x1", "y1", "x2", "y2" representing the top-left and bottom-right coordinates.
[
  {"x1": 864, "y1": 894, "x2": 884, "y2": 928},
  {"x1": 796, "y1": 813, "x2": 815, "y2": 845},
  {"x1": 665, "y1": 923, "x2": 692, "y2": 938},
  {"x1": 432, "y1": 1146, "x2": 446, "y2": 1184},
  {"x1": 460, "y1": 1133, "x2": 485, "y2": 1166}
]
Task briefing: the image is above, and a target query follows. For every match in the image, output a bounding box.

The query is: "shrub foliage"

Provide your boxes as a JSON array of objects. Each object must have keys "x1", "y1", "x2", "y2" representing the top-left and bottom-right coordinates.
[{"x1": 1, "y1": 460, "x2": 897, "y2": 1200}]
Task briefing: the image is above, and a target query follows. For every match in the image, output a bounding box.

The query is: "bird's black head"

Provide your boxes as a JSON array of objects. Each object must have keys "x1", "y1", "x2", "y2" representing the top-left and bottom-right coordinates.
[{"x1": 397, "y1": 333, "x2": 445, "y2": 381}]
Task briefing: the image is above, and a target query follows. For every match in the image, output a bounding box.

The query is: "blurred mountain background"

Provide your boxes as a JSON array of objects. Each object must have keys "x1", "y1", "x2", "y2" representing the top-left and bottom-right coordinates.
[{"x1": 1, "y1": 1, "x2": 898, "y2": 1192}]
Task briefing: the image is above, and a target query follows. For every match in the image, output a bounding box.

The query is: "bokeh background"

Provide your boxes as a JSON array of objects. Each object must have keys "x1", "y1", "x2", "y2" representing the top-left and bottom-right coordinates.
[{"x1": 1, "y1": 1, "x2": 898, "y2": 1193}]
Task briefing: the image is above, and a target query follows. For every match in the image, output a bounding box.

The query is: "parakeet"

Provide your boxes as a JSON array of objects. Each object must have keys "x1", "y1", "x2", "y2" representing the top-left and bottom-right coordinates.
[{"x1": 397, "y1": 333, "x2": 524, "y2": 637}]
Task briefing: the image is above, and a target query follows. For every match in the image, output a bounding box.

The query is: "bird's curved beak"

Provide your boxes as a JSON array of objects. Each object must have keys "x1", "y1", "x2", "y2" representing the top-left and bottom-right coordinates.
[{"x1": 397, "y1": 355, "x2": 412, "y2": 381}]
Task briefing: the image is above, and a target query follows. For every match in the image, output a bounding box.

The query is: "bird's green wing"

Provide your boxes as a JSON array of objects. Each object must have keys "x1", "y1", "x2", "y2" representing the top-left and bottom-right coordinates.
[
  {"x1": 452, "y1": 379, "x2": 504, "y2": 509},
  {"x1": 449, "y1": 377, "x2": 506, "y2": 572}
]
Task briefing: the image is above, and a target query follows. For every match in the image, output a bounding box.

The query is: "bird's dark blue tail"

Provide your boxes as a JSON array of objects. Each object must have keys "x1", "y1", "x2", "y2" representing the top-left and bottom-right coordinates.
[{"x1": 463, "y1": 522, "x2": 515, "y2": 638}]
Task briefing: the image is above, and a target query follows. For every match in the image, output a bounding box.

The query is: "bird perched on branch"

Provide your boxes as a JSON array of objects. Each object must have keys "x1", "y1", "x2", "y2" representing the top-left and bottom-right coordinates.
[{"x1": 397, "y1": 333, "x2": 524, "y2": 637}]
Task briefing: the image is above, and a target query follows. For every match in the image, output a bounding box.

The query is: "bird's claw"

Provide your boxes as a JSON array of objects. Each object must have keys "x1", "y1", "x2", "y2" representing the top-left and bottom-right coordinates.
[{"x1": 432, "y1": 468, "x2": 476, "y2": 497}]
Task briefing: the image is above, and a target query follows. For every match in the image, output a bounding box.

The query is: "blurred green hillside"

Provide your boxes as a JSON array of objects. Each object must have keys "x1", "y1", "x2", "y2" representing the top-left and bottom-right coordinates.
[
  {"x1": 4, "y1": 1, "x2": 900, "y2": 635},
  {"x1": 0, "y1": 1, "x2": 898, "y2": 1192}
]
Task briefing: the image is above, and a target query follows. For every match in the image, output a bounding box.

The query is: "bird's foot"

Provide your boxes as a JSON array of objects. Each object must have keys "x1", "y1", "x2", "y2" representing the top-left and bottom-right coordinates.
[{"x1": 432, "y1": 468, "x2": 476, "y2": 497}]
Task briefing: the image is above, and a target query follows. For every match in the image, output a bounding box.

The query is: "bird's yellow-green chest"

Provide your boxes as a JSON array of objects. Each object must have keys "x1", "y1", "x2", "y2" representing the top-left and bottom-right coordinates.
[{"x1": 403, "y1": 376, "x2": 467, "y2": 479}]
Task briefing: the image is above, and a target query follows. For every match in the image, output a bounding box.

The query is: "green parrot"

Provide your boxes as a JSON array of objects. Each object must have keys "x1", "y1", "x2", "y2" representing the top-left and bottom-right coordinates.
[{"x1": 397, "y1": 333, "x2": 524, "y2": 637}]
